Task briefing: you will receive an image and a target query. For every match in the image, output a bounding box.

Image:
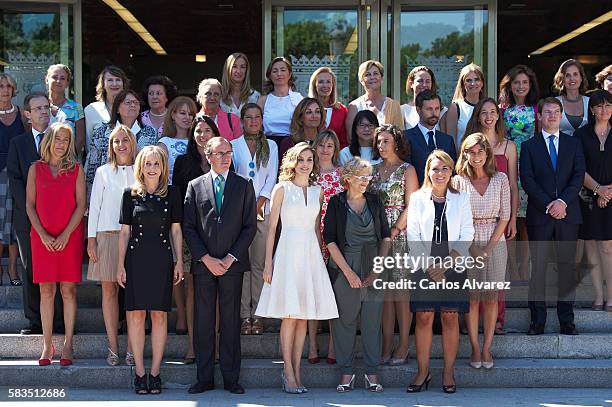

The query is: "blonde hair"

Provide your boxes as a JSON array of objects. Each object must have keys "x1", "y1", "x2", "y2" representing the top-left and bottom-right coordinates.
[
  {"x1": 595, "y1": 65, "x2": 612, "y2": 89},
  {"x1": 339, "y1": 157, "x2": 372, "y2": 187},
  {"x1": 553, "y1": 59, "x2": 589, "y2": 96},
  {"x1": 421, "y1": 149, "x2": 458, "y2": 193},
  {"x1": 308, "y1": 67, "x2": 339, "y2": 107},
  {"x1": 132, "y1": 146, "x2": 169, "y2": 198},
  {"x1": 38, "y1": 123, "x2": 76, "y2": 174},
  {"x1": 358, "y1": 60, "x2": 385, "y2": 83},
  {"x1": 313, "y1": 129, "x2": 340, "y2": 166},
  {"x1": 107, "y1": 125, "x2": 137, "y2": 169},
  {"x1": 221, "y1": 53, "x2": 254, "y2": 107},
  {"x1": 0, "y1": 73, "x2": 18, "y2": 97},
  {"x1": 163, "y1": 96, "x2": 197, "y2": 137},
  {"x1": 46, "y1": 64, "x2": 72, "y2": 84},
  {"x1": 279, "y1": 142, "x2": 319, "y2": 185},
  {"x1": 456, "y1": 133, "x2": 497, "y2": 178},
  {"x1": 452, "y1": 63, "x2": 486, "y2": 102}
]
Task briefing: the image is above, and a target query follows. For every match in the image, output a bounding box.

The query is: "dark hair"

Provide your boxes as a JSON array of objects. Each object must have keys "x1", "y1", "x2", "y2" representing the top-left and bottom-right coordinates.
[
  {"x1": 185, "y1": 115, "x2": 221, "y2": 165},
  {"x1": 537, "y1": 97, "x2": 563, "y2": 115},
  {"x1": 465, "y1": 97, "x2": 507, "y2": 142},
  {"x1": 587, "y1": 89, "x2": 612, "y2": 126},
  {"x1": 415, "y1": 89, "x2": 442, "y2": 108},
  {"x1": 95, "y1": 65, "x2": 130, "y2": 103},
  {"x1": 349, "y1": 110, "x2": 379, "y2": 157},
  {"x1": 372, "y1": 124, "x2": 410, "y2": 161},
  {"x1": 142, "y1": 75, "x2": 178, "y2": 109},
  {"x1": 498, "y1": 64, "x2": 540, "y2": 107},
  {"x1": 262, "y1": 57, "x2": 297, "y2": 94},
  {"x1": 240, "y1": 102, "x2": 263, "y2": 120},
  {"x1": 553, "y1": 59, "x2": 589, "y2": 96},
  {"x1": 23, "y1": 91, "x2": 49, "y2": 110},
  {"x1": 109, "y1": 90, "x2": 143, "y2": 128}
]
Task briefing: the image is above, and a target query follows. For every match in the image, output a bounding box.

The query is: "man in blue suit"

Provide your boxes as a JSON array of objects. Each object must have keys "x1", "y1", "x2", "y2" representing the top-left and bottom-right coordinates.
[
  {"x1": 403, "y1": 89, "x2": 457, "y2": 185},
  {"x1": 520, "y1": 97, "x2": 585, "y2": 336}
]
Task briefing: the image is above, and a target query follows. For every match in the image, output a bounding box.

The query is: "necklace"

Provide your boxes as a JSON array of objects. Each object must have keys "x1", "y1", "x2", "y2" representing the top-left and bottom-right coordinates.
[
  {"x1": 0, "y1": 104, "x2": 15, "y2": 115},
  {"x1": 149, "y1": 109, "x2": 167, "y2": 117},
  {"x1": 564, "y1": 95, "x2": 581, "y2": 103},
  {"x1": 431, "y1": 192, "x2": 446, "y2": 200},
  {"x1": 597, "y1": 125, "x2": 610, "y2": 151}
]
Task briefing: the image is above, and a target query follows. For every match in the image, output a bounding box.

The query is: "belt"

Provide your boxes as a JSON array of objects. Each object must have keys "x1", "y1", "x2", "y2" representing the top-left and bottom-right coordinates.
[
  {"x1": 473, "y1": 217, "x2": 498, "y2": 225},
  {"x1": 384, "y1": 205, "x2": 405, "y2": 209}
]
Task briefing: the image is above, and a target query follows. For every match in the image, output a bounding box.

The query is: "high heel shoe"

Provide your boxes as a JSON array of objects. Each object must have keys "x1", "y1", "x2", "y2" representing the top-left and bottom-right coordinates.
[
  {"x1": 442, "y1": 375, "x2": 457, "y2": 393},
  {"x1": 364, "y1": 374, "x2": 383, "y2": 392},
  {"x1": 148, "y1": 373, "x2": 162, "y2": 394},
  {"x1": 38, "y1": 345, "x2": 55, "y2": 366},
  {"x1": 336, "y1": 374, "x2": 355, "y2": 392},
  {"x1": 281, "y1": 373, "x2": 301, "y2": 394},
  {"x1": 134, "y1": 373, "x2": 148, "y2": 395},
  {"x1": 406, "y1": 373, "x2": 431, "y2": 393}
]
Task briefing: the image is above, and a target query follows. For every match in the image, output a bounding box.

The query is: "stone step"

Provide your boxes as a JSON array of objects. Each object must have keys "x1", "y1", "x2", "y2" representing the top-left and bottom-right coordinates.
[
  {"x1": 1, "y1": 332, "x2": 612, "y2": 360},
  {"x1": 0, "y1": 358, "x2": 611, "y2": 389},
  {"x1": 1, "y1": 307, "x2": 610, "y2": 334}
]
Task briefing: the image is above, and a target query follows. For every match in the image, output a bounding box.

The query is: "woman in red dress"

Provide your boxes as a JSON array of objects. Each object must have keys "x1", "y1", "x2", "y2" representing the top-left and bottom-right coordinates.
[{"x1": 26, "y1": 122, "x2": 86, "y2": 366}]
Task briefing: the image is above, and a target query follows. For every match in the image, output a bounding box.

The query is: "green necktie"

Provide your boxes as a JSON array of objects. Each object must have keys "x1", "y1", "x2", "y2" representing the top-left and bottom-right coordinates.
[{"x1": 214, "y1": 175, "x2": 225, "y2": 212}]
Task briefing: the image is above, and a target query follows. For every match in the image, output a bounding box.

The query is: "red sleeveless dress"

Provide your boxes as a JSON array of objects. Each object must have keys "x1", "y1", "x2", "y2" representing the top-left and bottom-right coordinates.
[{"x1": 31, "y1": 162, "x2": 83, "y2": 283}]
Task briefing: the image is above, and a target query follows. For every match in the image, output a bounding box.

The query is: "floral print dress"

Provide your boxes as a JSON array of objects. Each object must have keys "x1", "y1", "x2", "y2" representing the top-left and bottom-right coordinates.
[
  {"x1": 317, "y1": 168, "x2": 344, "y2": 262},
  {"x1": 503, "y1": 104, "x2": 536, "y2": 218},
  {"x1": 369, "y1": 162, "x2": 410, "y2": 281}
]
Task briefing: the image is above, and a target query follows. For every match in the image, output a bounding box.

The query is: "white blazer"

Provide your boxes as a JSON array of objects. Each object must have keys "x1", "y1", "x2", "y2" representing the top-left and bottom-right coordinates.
[{"x1": 406, "y1": 188, "x2": 474, "y2": 261}]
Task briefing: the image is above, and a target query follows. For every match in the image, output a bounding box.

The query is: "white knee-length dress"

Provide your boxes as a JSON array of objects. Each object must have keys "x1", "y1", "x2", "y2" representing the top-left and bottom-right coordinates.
[{"x1": 255, "y1": 181, "x2": 339, "y2": 320}]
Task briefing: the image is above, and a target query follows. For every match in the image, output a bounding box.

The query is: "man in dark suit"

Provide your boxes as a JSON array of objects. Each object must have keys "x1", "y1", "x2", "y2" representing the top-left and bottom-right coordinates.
[
  {"x1": 403, "y1": 89, "x2": 457, "y2": 184},
  {"x1": 520, "y1": 97, "x2": 585, "y2": 336},
  {"x1": 183, "y1": 137, "x2": 256, "y2": 394},
  {"x1": 7, "y1": 92, "x2": 63, "y2": 335}
]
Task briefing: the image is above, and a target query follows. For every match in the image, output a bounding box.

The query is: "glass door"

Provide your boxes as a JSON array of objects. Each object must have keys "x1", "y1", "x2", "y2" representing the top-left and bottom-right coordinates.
[
  {"x1": 388, "y1": 0, "x2": 497, "y2": 104},
  {"x1": 263, "y1": 0, "x2": 379, "y2": 103}
]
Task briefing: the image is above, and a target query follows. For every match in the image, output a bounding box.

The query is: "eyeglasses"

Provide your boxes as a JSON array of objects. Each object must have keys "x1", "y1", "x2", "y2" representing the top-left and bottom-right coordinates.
[
  {"x1": 122, "y1": 99, "x2": 140, "y2": 106},
  {"x1": 30, "y1": 105, "x2": 51, "y2": 112},
  {"x1": 357, "y1": 123, "x2": 376, "y2": 130},
  {"x1": 208, "y1": 151, "x2": 233, "y2": 158},
  {"x1": 352, "y1": 175, "x2": 373, "y2": 182}
]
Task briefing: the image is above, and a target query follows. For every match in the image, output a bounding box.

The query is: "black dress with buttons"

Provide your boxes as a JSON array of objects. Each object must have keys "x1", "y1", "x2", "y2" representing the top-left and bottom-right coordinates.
[{"x1": 119, "y1": 186, "x2": 183, "y2": 311}]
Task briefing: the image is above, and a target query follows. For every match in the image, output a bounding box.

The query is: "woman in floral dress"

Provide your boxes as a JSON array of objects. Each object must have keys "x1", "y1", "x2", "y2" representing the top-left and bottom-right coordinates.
[
  {"x1": 307, "y1": 129, "x2": 344, "y2": 365},
  {"x1": 369, "y1": 124, "x2": 418, "y2": 365}
]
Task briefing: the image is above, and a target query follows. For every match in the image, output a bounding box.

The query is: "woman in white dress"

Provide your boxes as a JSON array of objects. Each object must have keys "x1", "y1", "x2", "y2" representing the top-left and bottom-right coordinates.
[{"x1": 256, "y1": 142, "x2": 339, "y2": 394}]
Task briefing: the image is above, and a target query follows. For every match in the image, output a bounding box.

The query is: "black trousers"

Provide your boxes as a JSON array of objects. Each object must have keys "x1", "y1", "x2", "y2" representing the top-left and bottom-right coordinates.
[
  {"x1": 15, "y1": 230, "x2": 63, "y2": 330},
  {"x1": 527, "y1": 221, "x2": 579, "y2": 326},
  {"x1": 193, "y1": 270, "x2": 242, "y2": 386}
]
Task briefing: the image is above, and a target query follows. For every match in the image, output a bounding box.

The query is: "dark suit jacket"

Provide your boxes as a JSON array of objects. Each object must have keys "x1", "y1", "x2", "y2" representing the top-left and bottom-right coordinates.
[
  {"x1": 403, "y1": 126, "x2": 457, "y2": 184},
  {"x1": 519, "y1": 131, "x2": 585, "y2": 226},
  {"x1": 323, "y1": 191, "x2": 391, "y2": 283},
  {"x1": 183, "y1": 170, "x2": 257, "y2": 276},
  {"x1": 7, "y1": 131, "x2": 40, "y2": 232}
]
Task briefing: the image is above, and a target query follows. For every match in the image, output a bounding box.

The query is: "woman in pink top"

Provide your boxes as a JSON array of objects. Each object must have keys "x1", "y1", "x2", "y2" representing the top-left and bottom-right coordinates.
[{"x1": 196, "y1": 78, "x2": 242, "y2": 141}]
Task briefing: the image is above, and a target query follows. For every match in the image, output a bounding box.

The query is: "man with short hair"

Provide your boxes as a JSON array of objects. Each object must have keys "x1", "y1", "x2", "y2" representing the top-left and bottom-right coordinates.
[
  {"x1": 183, "y1": 137, "x2": 256, "y2": 394},
  {"x1": 520, "y1": 97, "x2": 585, "y2": 336},
  {"x1": 7, "y1": 92, "x2": 64, "y2": 335},
  {"x1": 403, "y1": 89, "x2": 458, "y2": 184}
]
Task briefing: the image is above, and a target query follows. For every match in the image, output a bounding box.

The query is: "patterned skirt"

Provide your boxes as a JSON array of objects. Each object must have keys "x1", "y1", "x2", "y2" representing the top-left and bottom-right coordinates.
[{"x1": 0, "y1": 168, "x2": 15, "y2": 244}]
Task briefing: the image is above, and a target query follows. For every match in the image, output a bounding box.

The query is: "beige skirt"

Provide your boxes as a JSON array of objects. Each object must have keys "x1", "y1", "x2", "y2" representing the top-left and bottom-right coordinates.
[{"x1": 87, "y1": 231, "x2": 120, "y2": 282}]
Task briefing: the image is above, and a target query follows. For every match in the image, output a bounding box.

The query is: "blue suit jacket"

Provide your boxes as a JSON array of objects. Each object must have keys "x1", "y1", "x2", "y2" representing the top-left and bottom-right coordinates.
[
  {"x1": 403, "y1": 126, "x2": 457, "y2": 185},
  {"x1": 519, "y1": 131, "x2": 585, "y2": 226}
]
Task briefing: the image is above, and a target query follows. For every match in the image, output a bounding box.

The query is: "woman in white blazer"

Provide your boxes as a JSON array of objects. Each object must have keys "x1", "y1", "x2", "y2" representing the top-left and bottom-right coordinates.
[{"x1": 405, "y1": 150, "x2": 474, "y2": 394}]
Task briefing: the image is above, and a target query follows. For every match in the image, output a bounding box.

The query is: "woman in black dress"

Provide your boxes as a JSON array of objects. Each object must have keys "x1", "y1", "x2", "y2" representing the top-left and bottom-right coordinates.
[
  {"x1": 405, "y1": 150, "x2": 474, "y2": 394},
  {"x1": 172, "y1": 115, "x2": 218, "y2": 363},
  {"x1": 576, "y1": 90, "x2": 612, "y2": 311},
  {"x1": 118, "y1": 145, "x2": 184, "y2": 394}
]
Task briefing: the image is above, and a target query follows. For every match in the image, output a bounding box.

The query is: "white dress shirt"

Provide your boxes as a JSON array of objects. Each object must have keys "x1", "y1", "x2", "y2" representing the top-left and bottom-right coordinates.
[
  {"x1": 542, "y1": 129, "x2": 559, "y2": 157},
  {"x1": 230, "y1": 136, "x2": 278, "y2": 215},
  {"x1": 84, "y1": 101, "x2": 110, "y2": 149},
  {"x1": 417, "y1": 123, "x2": 437, "y2": 147},
  {"x1": 32, "y1": 127, "x2": 46, "y2": 152},
  {"x1": 87, "y1": 163, "x2": 135, "y2": 237}
]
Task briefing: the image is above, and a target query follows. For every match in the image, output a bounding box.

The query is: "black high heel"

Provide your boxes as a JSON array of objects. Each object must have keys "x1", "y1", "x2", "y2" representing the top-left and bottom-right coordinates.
[
  {"x1": 148, "y1": 373, "x2": 162, "y2": 394},
  {"x1": 406, "y1": 373, "x2": 431, "y2": 393},
  {"x1": 442, "y1": 376, "x2": 456, "y2": 393},
  {"x1": 134, "y1": 373, "x2": 148, "y2": 395}
]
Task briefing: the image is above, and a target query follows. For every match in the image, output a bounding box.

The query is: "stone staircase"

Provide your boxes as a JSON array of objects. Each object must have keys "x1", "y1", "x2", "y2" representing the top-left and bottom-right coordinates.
[{"x1": 1, "y1": 264, "x2": 611, "y2": 390}]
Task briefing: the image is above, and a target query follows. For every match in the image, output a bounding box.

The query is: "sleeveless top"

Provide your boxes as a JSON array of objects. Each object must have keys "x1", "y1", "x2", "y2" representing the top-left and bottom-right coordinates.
[
  {"x1": 456, "y1": 99, "x2": 476, "y2": 145},
  {"x1": 0, "y1": 107, "x2": 24, "y2": 171},
  {"x1": 354, "y1": 95, "x2": 387, "y2": 125},
  {"x1": 158, "y1": 137, "x2": 188, "y2": 184},
  {"x1": 556, "y1": 95, "x2": 589, "y2": 136},
  {"x1": 494, "y1": 140, "x2": 509, "y2": 175},
  {"x1": 263, "y1": 91, "x2": 303, "y2": 136}
]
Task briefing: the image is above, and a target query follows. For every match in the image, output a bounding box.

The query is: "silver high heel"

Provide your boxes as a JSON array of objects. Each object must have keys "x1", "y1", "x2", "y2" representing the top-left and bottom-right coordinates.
[
  {"x1": 364, "y1": 374, "x2": 384, "y2": 392},
  {"x1": 281, "y1": 373, "x2": 301, "y2": 394},
  {"x1": 336, "y1": 374, "x2": 355, "y2": 392}
]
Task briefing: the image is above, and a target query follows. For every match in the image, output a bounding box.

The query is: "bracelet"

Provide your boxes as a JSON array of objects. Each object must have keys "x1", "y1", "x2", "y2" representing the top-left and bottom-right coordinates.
[{"x1": 594, "y1": 183, "x2": 601, "y2": 195}]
